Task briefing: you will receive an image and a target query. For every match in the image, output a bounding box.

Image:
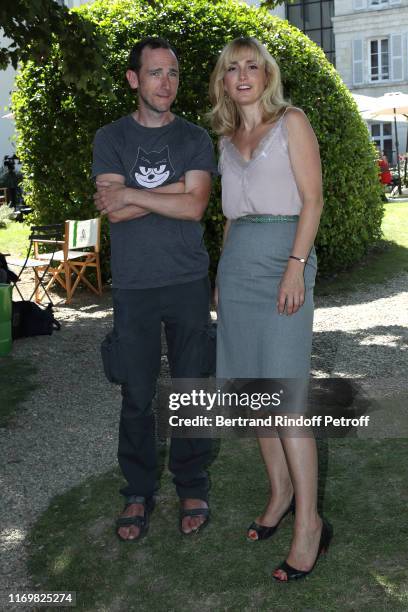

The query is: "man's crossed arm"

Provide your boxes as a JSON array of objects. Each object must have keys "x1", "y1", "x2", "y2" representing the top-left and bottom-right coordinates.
[{"x1": 94, "y1": 170, "x2": 212, "y2": 223}]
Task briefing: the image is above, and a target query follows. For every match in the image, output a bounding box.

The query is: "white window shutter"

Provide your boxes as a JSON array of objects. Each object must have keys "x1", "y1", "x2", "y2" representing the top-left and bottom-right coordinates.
[
  {"x1": 353, "y1": 0, "x2": 367, "y2": 9},
  {"x1": 353, "y1": 39, "x2": 364, "y2": 85},
  {"x1": 391, "y1": 34, "x2": 403, "y2": 81}
]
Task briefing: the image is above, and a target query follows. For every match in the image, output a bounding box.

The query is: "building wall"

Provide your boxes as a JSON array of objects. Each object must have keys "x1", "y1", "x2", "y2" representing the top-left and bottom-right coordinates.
[
  {"x1": 333, "y1": 0, "x2": 408, "y2": 160},
  {"x1": 333, "y1": 1, "x2": 408, "y2": 91},
  {"x1": 0, "y1": 35, "x2": 18, "y2": 160}
]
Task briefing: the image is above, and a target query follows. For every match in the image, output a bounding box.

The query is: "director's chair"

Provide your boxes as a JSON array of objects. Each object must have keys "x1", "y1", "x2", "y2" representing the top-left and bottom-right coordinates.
[
  {"x1": 6, "y1": 224, "x2": 64, "y2": 304},
  {"x1": 34, "y1": 217, "x2": 103, "y2": 303}
]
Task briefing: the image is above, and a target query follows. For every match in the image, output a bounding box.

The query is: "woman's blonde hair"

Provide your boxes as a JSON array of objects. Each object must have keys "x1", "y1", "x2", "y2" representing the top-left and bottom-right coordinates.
[{"x1": 208, "y1": 37, "x2": 291, "y2": 135}]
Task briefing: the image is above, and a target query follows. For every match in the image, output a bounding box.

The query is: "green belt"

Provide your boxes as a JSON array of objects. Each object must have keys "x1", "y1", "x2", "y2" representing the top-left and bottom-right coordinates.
[{"x1": 235, "y1": 214, "x2": 299, "y2": 223}]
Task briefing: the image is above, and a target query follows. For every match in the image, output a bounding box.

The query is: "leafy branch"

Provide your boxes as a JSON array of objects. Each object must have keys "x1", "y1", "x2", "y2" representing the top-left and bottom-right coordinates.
[{"x1": 0, "y1": 0, "x2": 109, "y2": 93}]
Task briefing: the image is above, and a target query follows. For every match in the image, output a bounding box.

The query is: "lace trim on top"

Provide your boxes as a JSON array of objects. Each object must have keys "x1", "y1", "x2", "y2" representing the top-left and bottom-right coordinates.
[{"x1": 221, "y1": 108, "x2": 289, "y2": 171}]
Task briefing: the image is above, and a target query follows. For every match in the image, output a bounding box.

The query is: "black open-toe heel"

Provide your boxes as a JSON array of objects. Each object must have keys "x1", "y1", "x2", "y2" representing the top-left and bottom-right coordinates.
[
  {"x1": 247, "y1": 495, "x2": 295, "y2": 542},
  {"x1": 272, "y1": 518, "x2": 333, "y2": 581}
]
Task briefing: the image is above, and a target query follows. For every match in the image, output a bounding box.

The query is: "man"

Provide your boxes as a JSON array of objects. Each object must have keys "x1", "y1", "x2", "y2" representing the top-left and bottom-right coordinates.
[{"x1": 92, "y1": 37, "x2": 216, "y2": 541}]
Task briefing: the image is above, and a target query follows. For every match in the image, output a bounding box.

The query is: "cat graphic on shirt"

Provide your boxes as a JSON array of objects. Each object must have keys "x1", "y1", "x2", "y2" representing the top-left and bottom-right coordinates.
[{"x1": 131, "y1": 146, "x2": 175, "y2": 188}]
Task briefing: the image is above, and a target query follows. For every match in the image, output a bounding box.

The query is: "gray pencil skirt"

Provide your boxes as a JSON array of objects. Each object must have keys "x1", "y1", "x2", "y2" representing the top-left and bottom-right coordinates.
[{"x1": 216, "y1": 216, "x2": 317, "y2": 379}]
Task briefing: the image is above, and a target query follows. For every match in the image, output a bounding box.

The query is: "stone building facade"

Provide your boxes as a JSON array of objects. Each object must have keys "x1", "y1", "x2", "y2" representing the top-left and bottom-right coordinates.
[{"x1": 333, "y1": 0, "x2": 408, "y2": 161}]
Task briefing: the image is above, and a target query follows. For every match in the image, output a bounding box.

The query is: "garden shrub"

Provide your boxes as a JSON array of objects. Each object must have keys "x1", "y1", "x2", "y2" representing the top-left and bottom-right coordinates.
[{"x1": 13, "y1": 0, "x2": 384, "y2": 280}]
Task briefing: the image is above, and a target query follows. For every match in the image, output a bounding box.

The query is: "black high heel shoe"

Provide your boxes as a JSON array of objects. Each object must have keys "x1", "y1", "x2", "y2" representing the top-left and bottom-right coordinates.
[
  {"x1": 272, "y1": 518, "x2": 333, "y2": 581},
  {"x1": 247, "y1": 496, "x2": 295, "y2": 542}
]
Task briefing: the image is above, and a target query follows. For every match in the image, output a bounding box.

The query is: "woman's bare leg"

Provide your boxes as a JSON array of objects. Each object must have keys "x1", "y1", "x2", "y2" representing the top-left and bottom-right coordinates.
[
  {"x1": 251, "y1": 436, "x2": 294, "y2": 527},
  {"x1": 275, "y1": 435, "x2": 322, "y2": 574}
]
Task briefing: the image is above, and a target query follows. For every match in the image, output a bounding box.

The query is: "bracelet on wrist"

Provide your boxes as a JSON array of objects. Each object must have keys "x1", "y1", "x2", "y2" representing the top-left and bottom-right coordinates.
[{"x1": 289, "y1": 255, "x2": 306, "y2": 264}]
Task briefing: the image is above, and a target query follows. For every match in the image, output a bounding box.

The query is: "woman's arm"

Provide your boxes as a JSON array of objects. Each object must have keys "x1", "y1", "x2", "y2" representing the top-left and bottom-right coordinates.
[{"x1": 277, "y1": 108, "x2": 324, "y2": 315}]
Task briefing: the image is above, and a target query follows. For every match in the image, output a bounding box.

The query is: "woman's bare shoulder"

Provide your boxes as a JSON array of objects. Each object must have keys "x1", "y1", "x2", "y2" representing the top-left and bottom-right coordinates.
[
  {"x1": 283, "y1": 107, "x2": 315, "y2": 135},
  {"x1": 284, "y1": 106, "x2": 308, "y2": 121}
]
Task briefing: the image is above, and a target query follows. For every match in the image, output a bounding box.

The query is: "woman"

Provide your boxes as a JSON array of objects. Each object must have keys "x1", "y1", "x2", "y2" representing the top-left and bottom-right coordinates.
[
  {"x1": 378, "y1": 150, "x2": 392, "y2": 186},
  {"x1": 209, "y1": 37, "x2": 332, "y2": 581}
]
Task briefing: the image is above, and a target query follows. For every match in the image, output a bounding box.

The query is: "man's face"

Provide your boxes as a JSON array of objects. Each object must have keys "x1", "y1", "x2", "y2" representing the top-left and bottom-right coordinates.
[{"x1": 127, "y1": 47, "x2": 179, "y2": 114}]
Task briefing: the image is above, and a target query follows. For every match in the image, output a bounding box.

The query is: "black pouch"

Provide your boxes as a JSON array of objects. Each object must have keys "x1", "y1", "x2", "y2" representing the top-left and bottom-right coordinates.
[
  {"x1": 12, "y1": 301, "x2": 61, "y2": 339},
  {"x1": 0, "y1": 252, "x2": 18, "y2": 284},
  {"x1": 101, "y1": 331, "x2": 127, "y2": 384},
  {"x1": 201, "y1": 321, "x2": 217, "y2": 377}
]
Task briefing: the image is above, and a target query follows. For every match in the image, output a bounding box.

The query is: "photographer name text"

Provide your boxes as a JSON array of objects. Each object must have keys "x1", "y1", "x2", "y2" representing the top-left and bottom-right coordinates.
[{"x1": 168, "y1": 415, "x2": 371, "y2": 428}]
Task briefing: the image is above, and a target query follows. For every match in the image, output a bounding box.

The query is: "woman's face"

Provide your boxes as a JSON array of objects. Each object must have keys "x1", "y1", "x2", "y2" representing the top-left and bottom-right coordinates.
[{"x1": 223, "y1": 50, "x2": 267, "y2": 108}]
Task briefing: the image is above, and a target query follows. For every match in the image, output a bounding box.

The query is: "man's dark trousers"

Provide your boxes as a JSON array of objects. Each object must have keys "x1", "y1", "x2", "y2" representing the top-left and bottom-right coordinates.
[{"x1": 113, "y1": 276, "x2": 212, "y2": 502}]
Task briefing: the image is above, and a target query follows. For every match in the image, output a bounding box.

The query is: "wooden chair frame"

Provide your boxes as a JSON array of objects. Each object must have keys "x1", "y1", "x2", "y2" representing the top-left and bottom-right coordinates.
[
  {"x1": 7, "y1": 224, "x2": 65, "y2": 304},
  {"x1": 36, "y1": 218, "x2": 103, "y2": 303},
  {"x1": 7, "y1": 218, "x2": 102, "y2": 304}
]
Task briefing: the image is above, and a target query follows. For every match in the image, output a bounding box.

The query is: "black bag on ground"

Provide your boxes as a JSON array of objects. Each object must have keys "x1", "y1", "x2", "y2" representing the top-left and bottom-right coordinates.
[{"x1": 12, "y1": 301, "x2": 61, "y2": 339}]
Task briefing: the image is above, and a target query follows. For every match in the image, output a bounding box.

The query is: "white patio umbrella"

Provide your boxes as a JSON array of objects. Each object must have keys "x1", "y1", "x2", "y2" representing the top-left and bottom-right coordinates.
[
  {"x1": 367, "y1": 92, "x2": 408, "y2": 194},
  {"x1": 351, "y1": 93, "x2": 383, "y2": 116}
]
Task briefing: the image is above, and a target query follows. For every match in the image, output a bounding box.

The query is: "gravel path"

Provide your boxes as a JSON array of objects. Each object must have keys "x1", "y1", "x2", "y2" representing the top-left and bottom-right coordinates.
[{"x1": 0, "y1": 271, "x2": 407, "y2": 603}]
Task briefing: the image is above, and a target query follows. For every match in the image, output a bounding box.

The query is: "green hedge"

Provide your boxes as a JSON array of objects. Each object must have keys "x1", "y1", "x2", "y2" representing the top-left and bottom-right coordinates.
[{"x1": 13, "y1": 0, "x2": 383, "y2": 279}]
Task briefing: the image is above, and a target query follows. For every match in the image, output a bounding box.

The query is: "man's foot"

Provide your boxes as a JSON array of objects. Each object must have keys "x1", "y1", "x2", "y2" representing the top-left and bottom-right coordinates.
[
  {"x1": 116, "y1": 502, "x2": 146, "y2": 541},
  {"x1": 180, "y1": 498, "x2": 209, "y2": 535}
]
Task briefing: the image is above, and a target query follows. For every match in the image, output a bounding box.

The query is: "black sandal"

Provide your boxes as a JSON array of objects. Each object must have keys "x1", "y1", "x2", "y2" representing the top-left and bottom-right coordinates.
[
  {"x1": 179, "y1": 505, "x2": 210, "y2": 535},
  {"x1": 115, "y1": 495, "x2": 155, "y2": 542},
  {"x1": 247, "y1": 496, "x2": 295, "y2": 541}
]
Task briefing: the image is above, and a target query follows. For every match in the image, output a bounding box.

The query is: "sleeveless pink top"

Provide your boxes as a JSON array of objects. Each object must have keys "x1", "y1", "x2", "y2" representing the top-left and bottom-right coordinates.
[{"x1": 219, "y1": 108, "x2": 303, "y2": 219}]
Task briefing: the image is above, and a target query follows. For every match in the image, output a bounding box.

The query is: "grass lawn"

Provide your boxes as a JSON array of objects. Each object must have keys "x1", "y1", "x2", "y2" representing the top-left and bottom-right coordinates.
[
  {"x1": 0, "y1": 220, "x2": 30, "y2": 257},
  {"x1": 0, "y1": 357, "x2": 38, "y2": 426},
  {"x1": 316, "y1": 201, "x2": 408, "y2": 295},
  {"x1": 28, "y1": 438, "x2": 408, "y2": 611}
]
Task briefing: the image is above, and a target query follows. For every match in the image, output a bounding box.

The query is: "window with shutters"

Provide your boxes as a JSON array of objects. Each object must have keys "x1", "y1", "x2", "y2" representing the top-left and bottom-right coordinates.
[
  {"x1": 354, "y1": 0, "x2": 402, "y2": 8},
  {"x1": 353, "y1": 39, "x2": 364, "y2": 85},
  {"x1": 369, "y1": 0, "x2": 402, "y2": 6},
  {"x1": 390, "y1": 34, "x2": 403, "y2": 81},
  {"x1": 369, "y1": 38, "x2": 389, "y2": 81},
  {"x1": 371, "y1": 123, "x2": 393, "y2": 164}
]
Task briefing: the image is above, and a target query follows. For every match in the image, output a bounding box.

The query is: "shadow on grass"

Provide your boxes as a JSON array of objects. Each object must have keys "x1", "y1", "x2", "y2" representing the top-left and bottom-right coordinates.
[
  {"x1": 27, "y1": 438, "x2": 408, "y2": 612},
  {"x1": 0, "y1": 356, "x2": 38, "y2": 427},
  {"x1": 316, "y1": 240, "x2": 408, "y2": 301}
]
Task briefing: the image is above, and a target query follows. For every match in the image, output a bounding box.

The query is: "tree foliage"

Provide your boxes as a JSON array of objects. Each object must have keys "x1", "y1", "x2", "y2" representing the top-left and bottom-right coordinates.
[
  {"x1": 260, "y1": 0, "x2": 294, "y2": 9},
  {"x1": 0, "y1": 0, "x2": 110, "y2": 93},
  {"x1": 12, "y1": 0, "x2": 383, "y2": 279}
]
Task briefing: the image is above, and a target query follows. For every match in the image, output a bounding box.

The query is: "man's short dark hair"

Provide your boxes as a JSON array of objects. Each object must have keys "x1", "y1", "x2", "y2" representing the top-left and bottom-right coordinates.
[{"x1": 128, "y1": 37, "x2": 178, "y2": 73}]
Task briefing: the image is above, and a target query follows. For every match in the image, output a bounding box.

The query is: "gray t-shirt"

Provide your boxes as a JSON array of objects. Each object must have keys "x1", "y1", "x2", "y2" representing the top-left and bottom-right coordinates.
[{"x1": 92, "y1": 114, "x2": 217, "y2": 289}]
